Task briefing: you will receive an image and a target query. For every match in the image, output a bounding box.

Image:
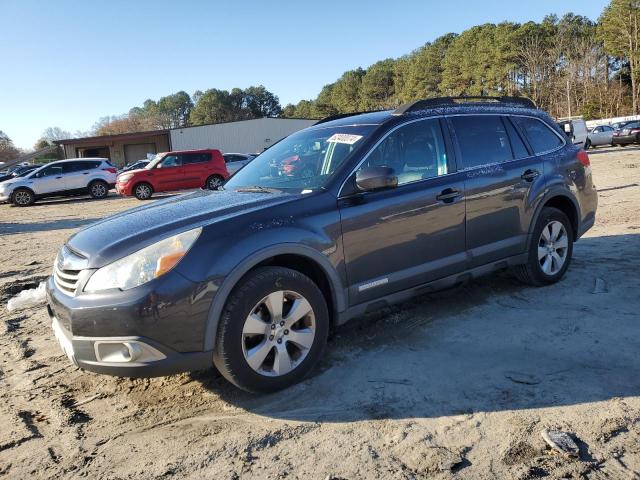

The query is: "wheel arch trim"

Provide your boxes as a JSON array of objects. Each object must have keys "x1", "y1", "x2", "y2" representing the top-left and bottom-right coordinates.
[
  {"x1": 529, "y1": 188, "x2": 581, "y2": 240},
  {"x1": 203, "y1": 244, "x2": 346, "y2": 352}
]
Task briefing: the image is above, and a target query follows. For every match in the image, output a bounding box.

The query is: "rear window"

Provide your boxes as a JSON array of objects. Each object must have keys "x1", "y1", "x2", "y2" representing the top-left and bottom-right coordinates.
[
  {"x1": 513, "y1": 117, "x2": 564, "y2": 154},
  {"x1": 450, "y1": 115, "x2": 514, "y2": 168},
  {"x1": 73, "y1": 161, "x2": 102, "y2": 171}
]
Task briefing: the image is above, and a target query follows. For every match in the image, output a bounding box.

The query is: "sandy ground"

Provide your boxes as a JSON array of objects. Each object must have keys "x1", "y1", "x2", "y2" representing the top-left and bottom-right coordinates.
[{"x1": 0, "y1": 148, "x2": 639, "y2": 479}]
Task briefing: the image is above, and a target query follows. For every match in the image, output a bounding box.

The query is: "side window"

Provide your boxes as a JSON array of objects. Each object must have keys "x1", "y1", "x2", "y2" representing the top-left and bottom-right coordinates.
[
  {"x1": 182, "y1": 153, "x2": 209, "y2": 165},
  {"x1": 38, "y1": 165, "x2": 64, "y2": 177},
  {"x1": 504, "y1": 117, "x2": 530, "y2": 159},
  {"x1": 603, "y1": 126, "x2": 613, "y2": 132},
  {"x1": 513, "y1": 117, "x2": 564, "y2": 154},
  {"x1": 450, "y1": 115, "x2": 513, "y2": 168},
  {"x1": 359, "y1": 118, "x2": 448, "y2": 185},
  {"x1": 159, "y1": 155, "x2": 181, "y2": 168}
]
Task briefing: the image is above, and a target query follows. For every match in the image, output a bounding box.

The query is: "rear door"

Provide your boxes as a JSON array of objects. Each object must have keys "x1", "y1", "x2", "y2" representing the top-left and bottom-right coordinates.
[
  {"x1": 181, "y1": 152, "x2": 211, "y2": 188},
  {"x1": 65, "y1": 160, "x2": 99, "y2": 190},
  {"x1": 448, "y1": 114, "x2": 544, "y2": 267}
]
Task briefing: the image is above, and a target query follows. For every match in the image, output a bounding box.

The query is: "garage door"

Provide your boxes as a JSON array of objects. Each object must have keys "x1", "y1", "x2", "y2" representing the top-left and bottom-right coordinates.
[{"x1": 124, "y1": 143, "x2": 157, "y2": 163}]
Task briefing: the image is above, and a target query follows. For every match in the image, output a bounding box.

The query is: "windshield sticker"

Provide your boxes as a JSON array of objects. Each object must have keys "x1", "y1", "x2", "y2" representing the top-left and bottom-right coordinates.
[{"x1": 326, "y1": 133, "x2": 363, "y2": 145}]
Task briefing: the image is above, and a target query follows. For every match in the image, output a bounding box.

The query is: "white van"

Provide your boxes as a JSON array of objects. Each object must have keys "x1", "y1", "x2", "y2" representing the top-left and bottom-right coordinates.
[{"x1": 557, "y1": 117, "x2": 588, "y2": 148}]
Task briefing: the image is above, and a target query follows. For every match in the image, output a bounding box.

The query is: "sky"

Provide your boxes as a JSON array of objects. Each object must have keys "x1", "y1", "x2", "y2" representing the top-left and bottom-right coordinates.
[{"x1": 1, "y1": 0, "x2": 609, "y2": 149}]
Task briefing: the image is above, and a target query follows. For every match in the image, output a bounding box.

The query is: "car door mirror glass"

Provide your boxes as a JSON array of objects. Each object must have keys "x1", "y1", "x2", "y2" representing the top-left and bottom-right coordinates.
[{"x1": 355, "y1": 167, "x2": 398, "y2": 192}]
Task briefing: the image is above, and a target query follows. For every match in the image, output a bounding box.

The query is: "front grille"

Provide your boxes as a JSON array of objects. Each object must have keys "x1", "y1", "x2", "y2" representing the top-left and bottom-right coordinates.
[{"x1": 53, "y1": 264, "x2": 80, "y2": 295}]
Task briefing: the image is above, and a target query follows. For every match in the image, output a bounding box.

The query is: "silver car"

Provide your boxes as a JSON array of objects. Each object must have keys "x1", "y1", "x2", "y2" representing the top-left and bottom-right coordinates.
[
  {"x1": 223, "y1": 153, "x2": 256, "y2": 175},
  {"x1": 586, "y1": 125, "x2": 615, "y2": 148},
  {"x1": 0, "y1": 158, "x2": 117, "y2": 206}
]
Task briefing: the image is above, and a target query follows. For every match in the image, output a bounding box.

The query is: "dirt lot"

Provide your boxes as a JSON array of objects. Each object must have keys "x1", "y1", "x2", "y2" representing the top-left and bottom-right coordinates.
[{"x1": 0, "y1": 148, "x2": 639, "y2": 479}]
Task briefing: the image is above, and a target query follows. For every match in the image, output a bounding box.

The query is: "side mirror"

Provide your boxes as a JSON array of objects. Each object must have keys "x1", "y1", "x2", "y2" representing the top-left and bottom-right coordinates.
[{"x1": 355, "y1": 166, "x2": 398, "y2": 192}]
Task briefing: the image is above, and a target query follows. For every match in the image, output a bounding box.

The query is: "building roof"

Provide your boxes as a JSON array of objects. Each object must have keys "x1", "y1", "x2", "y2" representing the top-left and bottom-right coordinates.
[
  {"x1": 56, "y1": 117, "x2": 318, "y2": 145},
  {"x1": 55, "y1": 129, "x2": 170, "y2": 145}
]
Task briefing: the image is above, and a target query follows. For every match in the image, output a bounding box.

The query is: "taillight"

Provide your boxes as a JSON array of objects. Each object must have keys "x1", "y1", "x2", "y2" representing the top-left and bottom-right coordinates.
[
  {"x1": 103, "y1": 167, "x2": 117, "y2": 174},
  {"x1": 577, "y1": 150, "x2": 590, "y2": 167}
]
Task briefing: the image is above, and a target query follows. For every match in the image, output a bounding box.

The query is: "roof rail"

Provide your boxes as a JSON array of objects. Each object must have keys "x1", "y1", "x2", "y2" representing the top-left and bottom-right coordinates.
[
  {"x1": 393, "y1": 96, "x2": 536, "y2": 115},
  {"x1": 313, "y1": 110, "x2": 378, "y2": 125}
]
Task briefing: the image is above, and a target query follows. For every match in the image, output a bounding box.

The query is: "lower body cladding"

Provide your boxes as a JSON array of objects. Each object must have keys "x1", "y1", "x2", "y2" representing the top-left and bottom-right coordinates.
[
  {"x1": 612, "y1": 135, "x2": 640, "y2": 145},
  {"x1": 45, "y1": 273, "x2": 216, "y2": 377}
]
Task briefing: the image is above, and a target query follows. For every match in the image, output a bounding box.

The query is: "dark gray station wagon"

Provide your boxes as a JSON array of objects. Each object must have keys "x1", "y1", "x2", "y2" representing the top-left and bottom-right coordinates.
[{"x1": 47, "y1": 97, "x2": 598, "y2": 392}]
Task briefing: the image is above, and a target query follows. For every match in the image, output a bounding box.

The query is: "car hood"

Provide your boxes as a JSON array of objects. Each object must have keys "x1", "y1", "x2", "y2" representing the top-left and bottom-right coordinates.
[
  {"x1": 0, "y1": 177, "x2": 22, "y2": 187},
  {"x1": 67, "y1": 189, "x2": 301, "y2": 268}
]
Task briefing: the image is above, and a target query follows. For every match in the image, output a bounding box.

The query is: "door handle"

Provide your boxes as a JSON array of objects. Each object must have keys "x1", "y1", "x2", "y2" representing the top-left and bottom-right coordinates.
[
  {"x1": 83, "y1": 172, "x2": 89, "y2": 175},
  {"x1": 55, "y1": 176, "x2": 62, "y2": 179},
  {"x1": 521, "y1": 169, "x2": 540, "y2": 182},
  {"x1": 436, "y1": 188, "x2": 462, "y2": 203}
]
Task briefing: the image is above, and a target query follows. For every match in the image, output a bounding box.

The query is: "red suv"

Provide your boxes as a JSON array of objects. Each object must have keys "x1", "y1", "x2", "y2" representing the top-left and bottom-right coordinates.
[{"x1": 116, "y1": 149, "x2": 228, "y2": 200}]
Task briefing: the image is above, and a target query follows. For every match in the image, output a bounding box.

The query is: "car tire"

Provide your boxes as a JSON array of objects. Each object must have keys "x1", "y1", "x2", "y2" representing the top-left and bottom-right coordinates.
[
  {"x1": 513, "y1": 207, "x2": 574, "y2": 286},
  {"x1": 88, "y1": 180, "x2": 109, "y2": 199},
  {"x1": 205, "y1": 175, "x2": 224, "y2": 190},
  {"x1": 585, "y1": 139, "x2": 592, "y2": 149},
  {"x1": 213, "y1": 267, "x2": 329, "y2": 393},
  {"x1": 133, "y1": 182, "x2": 153, "y2": 200},
  {"x1": 11, "y1": 188, "x2": 35, "y2": 207}
]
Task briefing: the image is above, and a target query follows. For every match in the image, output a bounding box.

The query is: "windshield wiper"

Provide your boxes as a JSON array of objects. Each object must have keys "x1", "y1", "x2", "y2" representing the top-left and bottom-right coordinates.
[{"x1": 234, "y1": 186, "x2": 279, "y2": 194}]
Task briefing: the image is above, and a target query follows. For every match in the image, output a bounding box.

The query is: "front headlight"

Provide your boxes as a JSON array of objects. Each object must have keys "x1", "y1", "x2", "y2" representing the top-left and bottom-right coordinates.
[
  {"x1": 118, "y1": 173, "x2": 134, "y2": 183},
  {"x1": 84, "y1": 227, "x2": 202, "y2": 292}
]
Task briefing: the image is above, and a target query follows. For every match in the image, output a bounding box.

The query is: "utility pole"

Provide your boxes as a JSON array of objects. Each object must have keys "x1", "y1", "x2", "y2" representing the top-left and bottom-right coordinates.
[{"x1": 566, "y1": 79, "x2": 572, "y2": 118}]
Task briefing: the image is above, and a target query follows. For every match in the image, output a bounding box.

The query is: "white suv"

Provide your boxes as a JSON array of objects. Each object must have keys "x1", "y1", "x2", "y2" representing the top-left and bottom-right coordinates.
[{"x1": 0, "y1": 158, "x2": 117, "y2": 207}]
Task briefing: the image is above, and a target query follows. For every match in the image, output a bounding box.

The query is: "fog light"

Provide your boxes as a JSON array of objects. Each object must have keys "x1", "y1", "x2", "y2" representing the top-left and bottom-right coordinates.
[{"x1": 94, "y1": 341, "x2": 165, "y2": 363}]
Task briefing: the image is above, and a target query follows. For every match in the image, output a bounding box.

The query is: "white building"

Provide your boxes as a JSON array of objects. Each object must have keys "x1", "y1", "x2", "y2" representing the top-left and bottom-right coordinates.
[{"x1": 170, "y1": 118, "x2": 316, "y2": 154}]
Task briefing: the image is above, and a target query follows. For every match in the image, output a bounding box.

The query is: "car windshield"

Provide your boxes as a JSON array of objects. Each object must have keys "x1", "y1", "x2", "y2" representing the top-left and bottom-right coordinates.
[
  {"x1": 225, "y1": 125, "x2": 375, "y2": 191},
  {"x1": 14, "y1": 167, "x2": 35, "y2": 177},
  {"x1": 145, "y1": 154, "x2": 167, "y2": 169}
]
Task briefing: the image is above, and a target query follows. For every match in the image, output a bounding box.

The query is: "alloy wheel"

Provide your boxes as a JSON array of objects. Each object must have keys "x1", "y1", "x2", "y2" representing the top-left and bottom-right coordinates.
[
  {"x1": 538, "y1": 220, "x2": 569, "y2": 275},
  {"x1": 91, "y1": 183, "x2": 107, "y2": 198},
  {"x1": 136, "y1": 184, "x2": 151, "y2": 199},
  {"x1": 241, "y1": 290, "x2": 316, "y2": 377},
  {"x1": 208, "y1": 176, "x2": 222, "y2": 190},
  {"x1": 14, "y1": 191, "x2": 31, "y2": 206}
]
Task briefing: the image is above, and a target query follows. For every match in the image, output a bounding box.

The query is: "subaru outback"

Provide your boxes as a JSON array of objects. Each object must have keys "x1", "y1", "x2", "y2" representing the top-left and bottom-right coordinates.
[{"x1": 46, "y1": 97, "x2": 597, "y2": 393}]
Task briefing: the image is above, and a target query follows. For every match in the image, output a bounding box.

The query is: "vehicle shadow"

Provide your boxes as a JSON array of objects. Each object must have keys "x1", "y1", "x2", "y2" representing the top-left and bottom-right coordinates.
[
  {"x1": 193, "y1": 233, "x2": 640, "y2": 422},
  {"x1": 0, "y1": 218, "x2": 103, "y2": 235},
  {"x1": 589, "y1": 145, "x2": 640, "y2": 155}
]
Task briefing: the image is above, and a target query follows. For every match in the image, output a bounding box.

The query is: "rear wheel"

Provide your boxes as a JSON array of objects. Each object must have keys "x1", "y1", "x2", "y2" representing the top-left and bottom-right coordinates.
[
  {"x1": 585, "y1": 139, "x2": 592, "y2": 149},
  {"x1": 213, "y1": 267, "x2": 329, "y2": 393},
  {"x1": 12, "y1": 188, "x2": 35, "y2": 207},
  {"x1": 89, "y1": 180, "x2": 109, "y2": 199},
  {"x1": 514, "y1": 207, "x2": 573, "y2": 286},
  {"x1": 205, "y1": 175, "x2": 224, "y2": 190},
  {"x1": 133, "y1": 182, "x2": 153, "y2": 200}
]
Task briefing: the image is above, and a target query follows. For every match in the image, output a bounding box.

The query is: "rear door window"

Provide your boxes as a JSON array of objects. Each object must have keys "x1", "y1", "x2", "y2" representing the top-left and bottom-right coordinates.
[
  {"x1": 449, "y1": 115, "x2": 513, "y2": 168},
  {"x1": 504, "y1": 117, "x2": 530, "y2": 159},
  {"x1": 182, "y1": 153, "x2": 210, "y2": 165},
  {"x1": 513, "y1": 117, "x2": 564, "y2": 154}
]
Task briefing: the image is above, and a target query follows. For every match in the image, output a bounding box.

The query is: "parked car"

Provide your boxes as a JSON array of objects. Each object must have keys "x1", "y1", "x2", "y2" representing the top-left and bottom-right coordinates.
[
  {"x1": 119, "y1": 159, "x2": 149, "y2": 173},
  {"x1": 586, "y1": 125, "x2": 615, "y2": 148},
  {"x1": 0, "y1": 158, "x2": 116, "y2": 206},
  {"x1": 612, "y1": 121, "x2": 640, "y2": 146},
  {"x1": 0, "y1": 164, "x2": 39, "y2": 183},
  {"x1": 557, "y1": 117, "x2": 588, "y2": 147},
  {"x1": 116, "y1": 149, "x2": 228, "y2": 200},
  {"x1": 46, "y1": 97, "x2": 597, "y2": 393},
  {"x1": 611, "y1": 121, "x2": 634, "y2": 131},
  {"x1": 223, "y1": 153, "x2": 255, "y2": 175}
]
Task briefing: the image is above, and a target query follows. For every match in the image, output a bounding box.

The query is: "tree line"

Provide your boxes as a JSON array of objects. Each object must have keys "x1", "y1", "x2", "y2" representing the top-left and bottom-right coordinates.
[{"x1": 4, "y1": 0, "x2": 638, "y2": 158}]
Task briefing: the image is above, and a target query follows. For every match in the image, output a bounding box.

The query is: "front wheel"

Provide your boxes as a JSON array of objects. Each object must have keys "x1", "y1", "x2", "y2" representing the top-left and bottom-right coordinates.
[
  {"x1": 133, "y1": 182, "x2": 153, "y2": 200},
  {"x1": 213, "y1": 267, "x2": 329, "y2": 393},
  {"x1": 12, "y1": 188, "x2": 35, "y2": 207},
  {"x1": 585, "y1": 139, "x2": 592, "y2": 149},
  {"x1": 513, "y1": 207, "x2": 574, "y2": 286}
]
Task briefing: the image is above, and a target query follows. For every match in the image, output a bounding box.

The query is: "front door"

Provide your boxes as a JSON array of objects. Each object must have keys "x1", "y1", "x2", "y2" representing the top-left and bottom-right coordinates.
[
  {"x1": 447, "y1": 114, "x2": 545, "y2": 267},
  {"x1": 30, "y1": 163, "x2": 69, "y2": 195},
  {"x1": 152, "y1": 154, "x2": 184, "y2": 191},
  {"x1": 339, "y1": 118, "x2": 467, "y2": 306}
]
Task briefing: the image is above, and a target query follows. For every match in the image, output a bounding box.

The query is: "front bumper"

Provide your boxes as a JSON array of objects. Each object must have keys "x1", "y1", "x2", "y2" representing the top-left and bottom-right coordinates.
[
  {"x1": 115, "y1": 181, "x2": 134, "y2": 196},
  {"x1": 46, "y1": 273, "x2": 215, "y2": 377}
]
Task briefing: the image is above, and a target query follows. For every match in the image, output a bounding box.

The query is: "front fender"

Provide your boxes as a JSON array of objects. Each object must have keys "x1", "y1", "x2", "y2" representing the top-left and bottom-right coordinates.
[{"x1": 200, "y1": 242, "x2": 346, "y2": 351}]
